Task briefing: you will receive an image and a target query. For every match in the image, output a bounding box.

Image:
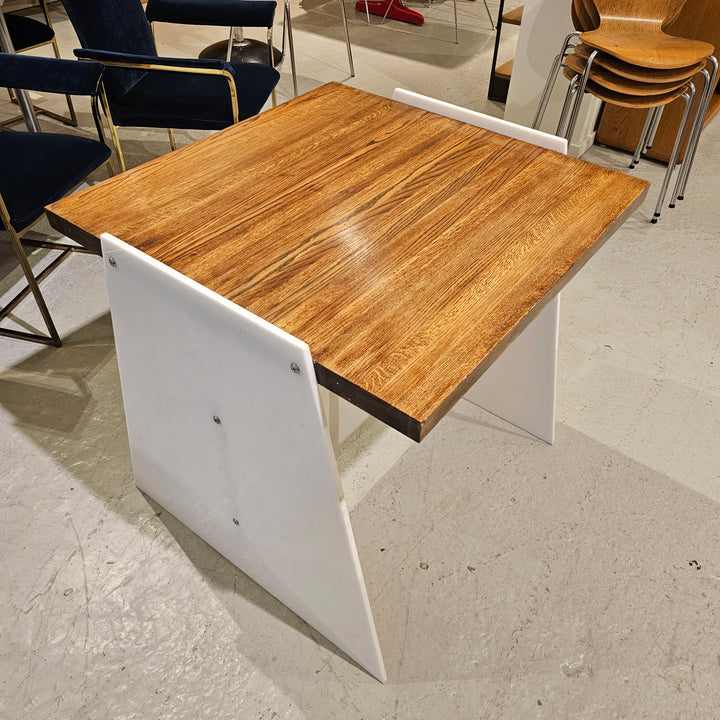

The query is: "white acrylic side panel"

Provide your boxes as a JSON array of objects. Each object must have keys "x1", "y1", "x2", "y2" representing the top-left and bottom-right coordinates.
[
  {"x1": 101, "y1": 234, "x2": 385, "y2": 682},
  {"x1": 392, "y1": 87, "x2": 568, "y2": 153},
  {"x1": 464, "y1": 294, "x2": 560, "y2": 444}
]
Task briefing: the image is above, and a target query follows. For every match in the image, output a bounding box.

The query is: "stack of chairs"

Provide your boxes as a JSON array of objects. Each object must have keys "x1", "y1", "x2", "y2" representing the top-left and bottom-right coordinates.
[{"x1": 534, "y1": 0, "x2": 716, "y2": 222}]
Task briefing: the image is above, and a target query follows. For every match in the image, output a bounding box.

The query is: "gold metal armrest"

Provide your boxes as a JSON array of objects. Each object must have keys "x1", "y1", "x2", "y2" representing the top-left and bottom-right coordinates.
[{"x1": 95, "y1": 59, "x2": 239, "y2": 123}]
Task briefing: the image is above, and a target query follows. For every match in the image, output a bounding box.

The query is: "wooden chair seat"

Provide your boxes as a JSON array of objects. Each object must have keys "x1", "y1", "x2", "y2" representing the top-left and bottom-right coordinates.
[
  {"x1": 573, "y1": 42, "x2": 704, "y2": 83},
  {"x1": 562, "y1": 65, "x2": 690, "y2": 107},
  {"x1": 580, "y1": 25, "x2": 713, "y2": 69},
  {"x1": 565, "y1": 51, "x2": 697, "y2": 95},
  {"x1": 590, "y1": 0, "x2": 687, "y2": 24},
  {"x1": 572, "y1": 0, "x2": 599, "y2": 32}
]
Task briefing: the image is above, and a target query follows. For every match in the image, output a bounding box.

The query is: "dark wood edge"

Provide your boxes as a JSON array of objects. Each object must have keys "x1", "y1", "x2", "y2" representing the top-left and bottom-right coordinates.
[
  {"x1": 45, "y1": 209, "x2": 103, "y2": 256},
  {"x1": 314, "y1": 362, "x2": 423, "y2": 443}
]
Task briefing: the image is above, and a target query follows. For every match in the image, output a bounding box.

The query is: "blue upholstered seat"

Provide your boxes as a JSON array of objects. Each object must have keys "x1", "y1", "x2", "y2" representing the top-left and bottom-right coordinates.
[
  {"x1": 0, "y1": 130, "x2": 111, "y2": 230},
  {"x1": 3, "y1": 12, "x2": 55, "y2": 50},
  {"x1": 60, "y1": 0, "x2": 280, "y2": 167},
  {"x1": 0, "y1": 53, "x2": 112, "y2": 347}
]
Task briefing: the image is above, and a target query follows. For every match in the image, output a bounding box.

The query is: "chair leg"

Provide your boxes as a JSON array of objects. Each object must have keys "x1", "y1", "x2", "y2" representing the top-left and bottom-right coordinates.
[
  {"x1": 453, "y1": 0, "x2": 459, "y2": 44},
  {"x1": 282, "y1": 0, "x2": 298, "y2": 96},
  {"x1": 1, "y1": 229, "x2": 62, "y2": 346},
  {"x1": 533, "y1": 32, "x2": 580, "y2": 130},
  {"x1": 534, "y1": 53, "x2": 563, "y2": 130},
  {"x1": 555, "y1": 74, "x2": 580, "y2": 137},
  {"x1": 630, "y1": 108, "x2": 657, "y2": 169},
  {"x1": 100, "y1": 91, "x2": 126, "y2": 173},
  {"x1": 651, "y1": 83, "x2": 695, "y2": 223},
  {"x1": 671, "y1": 56, "x2": 718, "y2": 206},
  {"x1": 266, "y1": 27, "x2": 278, "y2": 108},
  {"x1": 339, "y1": 0, "x2": 355, "y2": 77},
  {"x1": 168, "y1": 128, "x2": 177, "y2": 151},
  {"x1": 107, "y1": 122, "x2": 126, "y2": 173},
  {"x1": 482, "y1": 0, "x2": 494, "y2": 30},
  {"x1": 645, "y1": 106, "x2": 663, "y2": 152},
  {"x1": 563, "y1": 50, "x2": 598, "y2": 143}
]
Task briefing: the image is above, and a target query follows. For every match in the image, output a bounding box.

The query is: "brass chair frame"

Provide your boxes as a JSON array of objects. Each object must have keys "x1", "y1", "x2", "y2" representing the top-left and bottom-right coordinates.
[
  {"x1": 93, "y1": 56, "x2": 244, "y2": 173},
  {"x1": 0, "y1": 90, "x2": 112, "y2": 346}
]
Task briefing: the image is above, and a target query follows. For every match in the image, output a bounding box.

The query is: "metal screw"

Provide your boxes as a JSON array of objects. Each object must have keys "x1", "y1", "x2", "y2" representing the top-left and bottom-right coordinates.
[
  {"x1": 233, "y1": 518, "x2": 239, "y2": 526},
  {"x1": 108, "y1": 257, "x2": 117, "y2": 268},
  {"x1": 213, "y1": 416, "x2": 221, "y2": 424},
  {"x1": 290, "y1": 363, "x2": 301, "y2": 374}
]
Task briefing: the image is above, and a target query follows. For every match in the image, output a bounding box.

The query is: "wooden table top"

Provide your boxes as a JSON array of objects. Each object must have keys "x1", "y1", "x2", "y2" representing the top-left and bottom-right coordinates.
[{"x1": 47, "y1": 82, "x2": 648, "y2": 441}]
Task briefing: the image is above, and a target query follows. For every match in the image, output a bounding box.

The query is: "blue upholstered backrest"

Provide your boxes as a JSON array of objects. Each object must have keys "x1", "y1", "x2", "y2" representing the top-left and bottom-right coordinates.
[
  {"x1": 60, "y1": 0, "x2": 157, "y2": 56},
  {"x1": 60, "y1": 0, "x2": 156, "y2": 97}
]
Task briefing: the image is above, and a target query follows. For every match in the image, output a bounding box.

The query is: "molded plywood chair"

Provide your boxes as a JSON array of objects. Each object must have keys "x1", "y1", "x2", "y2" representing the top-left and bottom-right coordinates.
[
  {"x1": 535, "y1": 0, "x2": 715, "y2": 221},
  {"x1": 0, "y1": 53, "x2": 112, "y2": 346},
  {"x1": 534, "y1": 0, "x2": 703, "y2": 129},
  {"x1": 60, "y1": 0, "x2": 280, "y2": 171},
  {"x1": 580, "y1": 0, "x2": 713, "y2": 69},
  {"x1": 2, "y1": 0, "x2": 77, "y2": 126},
  {"x1": 572, "y1": 41, "x2": 704, "y2": 83},
  {"x1": 562, "y1": 48, "x2": 699, "y2": 96}
]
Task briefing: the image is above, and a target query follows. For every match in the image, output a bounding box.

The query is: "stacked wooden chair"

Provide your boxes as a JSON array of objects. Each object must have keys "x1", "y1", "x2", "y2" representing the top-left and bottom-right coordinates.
[{"x1": 534, "y1": 0, "x2": 716, "y2": 222}]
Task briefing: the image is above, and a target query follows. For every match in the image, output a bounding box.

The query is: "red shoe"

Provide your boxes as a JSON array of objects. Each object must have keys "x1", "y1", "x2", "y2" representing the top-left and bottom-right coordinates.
[{"x1": 355, "y1": 0, "x2": 425, "y2": 25}]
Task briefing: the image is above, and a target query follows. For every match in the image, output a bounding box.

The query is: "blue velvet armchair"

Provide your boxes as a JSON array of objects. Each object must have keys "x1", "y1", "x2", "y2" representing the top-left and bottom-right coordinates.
[
  {"x1": 0, "y1": 53, "x2": 112, "y2": 347},
  {"x1": 60, "y1": 0, "x2": 281, "y2": 171}
]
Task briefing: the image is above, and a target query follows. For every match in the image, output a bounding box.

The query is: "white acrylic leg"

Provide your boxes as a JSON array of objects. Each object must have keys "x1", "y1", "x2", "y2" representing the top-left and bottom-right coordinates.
[
  {"x1": 100, "y1": 234, "x2": 386, "y2": 682},
  {"x1": 464, "y1": 294, "x2": 560, "y2": 444}
]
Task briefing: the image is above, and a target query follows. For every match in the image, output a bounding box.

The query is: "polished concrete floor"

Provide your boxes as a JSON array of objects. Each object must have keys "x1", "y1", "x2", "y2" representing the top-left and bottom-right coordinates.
[{"x1": 2, "y1": 2, "x2": 720, "y2": 718}]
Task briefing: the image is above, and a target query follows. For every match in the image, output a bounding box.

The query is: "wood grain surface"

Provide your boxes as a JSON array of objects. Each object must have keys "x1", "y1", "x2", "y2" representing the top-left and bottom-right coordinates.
[{"x1": 47, "y1": 83, "x2": 648, "y2": 441}]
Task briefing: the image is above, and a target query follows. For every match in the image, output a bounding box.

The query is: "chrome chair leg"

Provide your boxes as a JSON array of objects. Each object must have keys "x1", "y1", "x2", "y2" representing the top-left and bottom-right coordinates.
[
  {"x1": 671, "y1": 55, "x2": 718, "y2": 205},
  {"x1": 669, "y1": 68, "x2": 709, "y2": 206},
  {"x1": 652, "y1": 82, "x2": 695, "y2": 223},
  {"x1": 339, "y1": 0, "x2": 355, "y2": 76},
  {"x1": 482, "y1": 0, "x2": 495, "y2": 30},
  {"x1": 563, "y1": 49, "x2": 598, "y2": 143},
  {"x1": 630, "y1": 107, "x2": 657, "y2": 169},
  {"x1": 534, "y1": 53, "x2": 563, "y2": 129},
  {"x1": 283, "y1": 0, "x2": 298, "y2": 95},
  {"x1": 453, "y1": 0, "x2": 459, "y2": 44},
  {"x1": 533, "y1": 31, "x2": 581, "y2": 130},
  {"x1": 555, "y1": 74, "x2": 580, "y2": 137},
  {"x1": 645, "y1": 105, "x2": 663, "y2": 151}
]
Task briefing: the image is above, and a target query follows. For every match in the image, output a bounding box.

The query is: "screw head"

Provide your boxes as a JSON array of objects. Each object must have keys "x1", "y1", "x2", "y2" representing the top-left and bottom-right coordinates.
[
  {"x1": 213, "y1": 416, "x2": 221, "y2": 424},
  {"x1": 108, "y1": 257, "x2": 117, "y2": 268},
  {"x1": 233, "y1": 518, "x2": 239, "y2": 526},
  {"x1": 290, "y1": 363, "x2": 301, "y2": 374}
]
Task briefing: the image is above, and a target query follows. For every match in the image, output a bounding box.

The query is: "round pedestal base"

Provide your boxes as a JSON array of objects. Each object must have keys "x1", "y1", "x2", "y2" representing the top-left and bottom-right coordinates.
[{"x1": 199, "y1": 38, "x2": 283, "y2": 65}]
